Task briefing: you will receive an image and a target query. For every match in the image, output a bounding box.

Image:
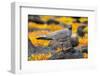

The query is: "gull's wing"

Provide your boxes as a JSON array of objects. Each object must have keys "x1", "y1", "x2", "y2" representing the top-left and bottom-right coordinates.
[{"x1": 37, "y1": 29, "x2": 71, "y2": 40}]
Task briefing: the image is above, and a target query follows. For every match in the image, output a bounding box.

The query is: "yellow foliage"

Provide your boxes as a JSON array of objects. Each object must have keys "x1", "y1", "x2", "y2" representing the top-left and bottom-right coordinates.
[
  {"x1": 84, "y1": 26, "x2": 88, "y2": 33},
  {"x1": 79, "y1": 17, "x2": 88, "y2": 23},
  {"x1": 30, "y1": 52, "x2": 52, "y2": 60},
  {"x1": 40, "y1": 16, "x2": 55, "y2": 21},
  {"x1": 47, "y1": 24, "x2": 64, "y2": 31},
  {"x1": 83, "y1": 53, "x2": 88, "y2": 58},
  {"x1": 56, "y1": 48, "x2": 62, "y2": 53},
  {"x1": 28, "y1": 31, "x2": 50, "y2": 47},
  {"x1": 79, "y1": 37, "x2": 88, "y2": 46},
  {"x1": 72, "y1": 23, "x2": 80, "y2": 33},
  {"x1": 56, "y1": 17, "x2": 73, "y2": 24},
  {"x1": 28, "y1": 22, "x2": 64, "y2": 32},
  {"x1": 28, "y1": 22, "x2": 48, "y2": 29}
]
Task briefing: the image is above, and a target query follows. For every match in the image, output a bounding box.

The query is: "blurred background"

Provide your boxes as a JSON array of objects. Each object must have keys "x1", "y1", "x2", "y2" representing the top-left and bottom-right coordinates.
[{"x1": 28, "y1": 15, "x2": 88, "y2": 60}]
